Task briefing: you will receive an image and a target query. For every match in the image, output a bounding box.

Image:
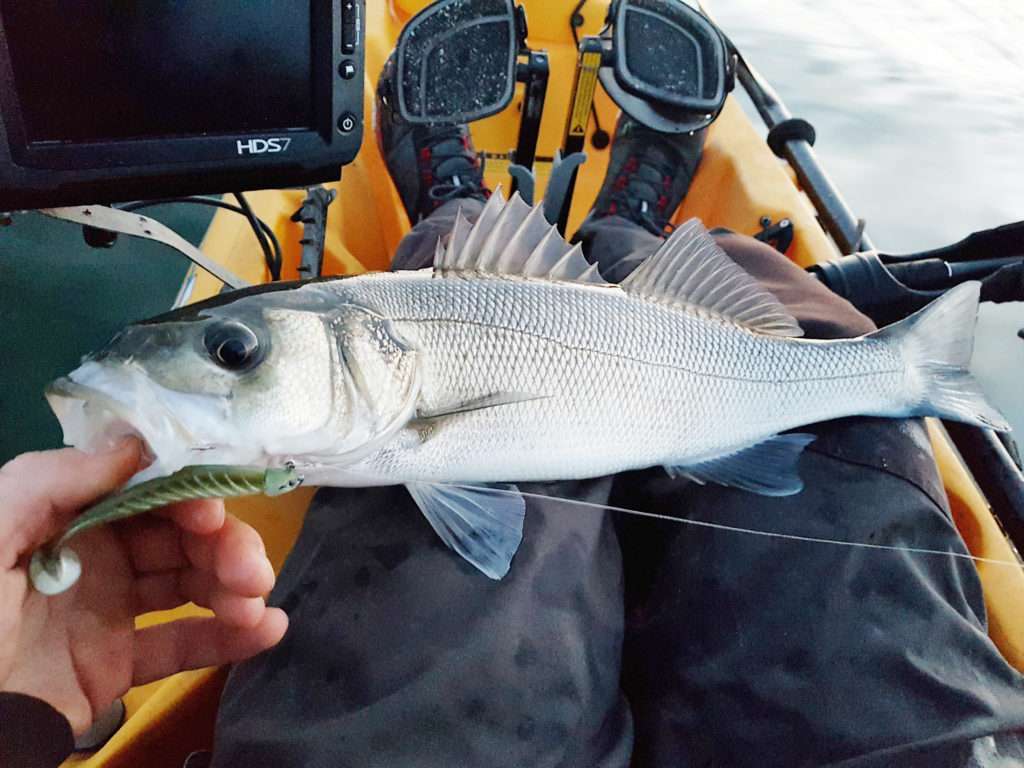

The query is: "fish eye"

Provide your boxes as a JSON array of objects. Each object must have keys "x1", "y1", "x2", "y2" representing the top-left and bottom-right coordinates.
[{"x1": 203, "y1": 322, "x2": 263, "y2": 372}]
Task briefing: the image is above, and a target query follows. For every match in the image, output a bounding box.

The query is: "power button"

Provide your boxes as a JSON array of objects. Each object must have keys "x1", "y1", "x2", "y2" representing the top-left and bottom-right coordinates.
[{"x1": 337, "y1": 113, "x2": 358, "y2": 134}]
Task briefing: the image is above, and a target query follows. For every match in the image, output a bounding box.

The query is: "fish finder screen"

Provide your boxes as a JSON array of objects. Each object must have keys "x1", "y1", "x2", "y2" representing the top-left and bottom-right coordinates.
[{"x1": 1, "y1": 1, "x2": 315, "y2": 144}]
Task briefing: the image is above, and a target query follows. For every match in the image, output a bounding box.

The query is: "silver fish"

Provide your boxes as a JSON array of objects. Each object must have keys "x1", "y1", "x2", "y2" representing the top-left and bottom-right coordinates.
[{"x1": 46, "y1": 191, "x2": 1009, "y2": 579}]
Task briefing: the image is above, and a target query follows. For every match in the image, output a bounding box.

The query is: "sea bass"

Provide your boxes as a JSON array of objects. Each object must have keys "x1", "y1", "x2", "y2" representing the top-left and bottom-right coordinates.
[{"x1": 46, "y1": 192, "x2": 1009, "y2": 579}]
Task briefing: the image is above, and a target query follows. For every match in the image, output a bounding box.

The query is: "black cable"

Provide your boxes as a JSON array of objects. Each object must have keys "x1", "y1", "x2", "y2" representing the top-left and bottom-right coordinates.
[
  {"x1": 121, "y1": 196, "x2": 283, "y2": 280},
  {"x1": 233, "y1": 192, "x2": 282, "y2": 280}
]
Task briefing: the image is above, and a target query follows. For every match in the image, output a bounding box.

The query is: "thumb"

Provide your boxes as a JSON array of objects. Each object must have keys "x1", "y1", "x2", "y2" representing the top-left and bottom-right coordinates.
[{"x1": 0, "y1": 439, "x2": 143, "y2": 564}]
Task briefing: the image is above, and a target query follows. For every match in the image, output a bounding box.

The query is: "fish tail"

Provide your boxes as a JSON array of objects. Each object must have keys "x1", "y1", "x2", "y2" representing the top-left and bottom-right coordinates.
[{"x1": 872, "y1": 281, "x2": 1009, "y2": 431}]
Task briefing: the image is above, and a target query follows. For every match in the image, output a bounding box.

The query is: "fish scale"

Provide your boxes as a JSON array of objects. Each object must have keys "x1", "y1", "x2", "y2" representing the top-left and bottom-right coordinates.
[{"x1": 331, "y1": 272, "x2": 906, "y2": 484}]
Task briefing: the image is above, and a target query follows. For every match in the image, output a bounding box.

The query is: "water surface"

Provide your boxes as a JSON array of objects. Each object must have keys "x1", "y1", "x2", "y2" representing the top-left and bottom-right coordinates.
[{"x1": 715, "y1": 0, "x2": 1024, "y2": 435}]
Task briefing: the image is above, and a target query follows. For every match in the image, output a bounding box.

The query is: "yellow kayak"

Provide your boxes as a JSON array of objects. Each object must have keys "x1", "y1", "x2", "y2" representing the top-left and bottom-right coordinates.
[{"x1": 65, "y1": 1, "x2": 1024, "y2": 764}]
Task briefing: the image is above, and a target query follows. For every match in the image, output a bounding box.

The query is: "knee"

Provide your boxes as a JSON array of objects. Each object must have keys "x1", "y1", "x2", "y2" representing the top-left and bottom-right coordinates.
[{"x1": 713, "y1": 232, "x2": 876, "y2": 339}]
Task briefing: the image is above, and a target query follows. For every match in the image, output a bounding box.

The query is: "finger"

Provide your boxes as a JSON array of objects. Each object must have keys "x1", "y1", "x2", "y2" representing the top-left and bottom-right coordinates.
[
  {"x1": 0, "y1": 439, "x2": 142, "y2": 562},
  {"x1": 180, "y1": 569, "x2": 268, "y2": 628},
  {"x1": 118, "y1": 517, "x2": 188, "y2": 573},
  {"x1": 134, "y1": 570, "x2": 268, "y2": 628},
  {"x1": 132, "y1": 609, "x2": 288, "y2": 686},
  {"x1": 134, "y1": 570, "x2": 185, "y2": 614},
  {"x1": 182, "y1": 515, "x2": 275, "y2": 597},
  {"x1": 121, "y1": 500, "x2": 227, "y2": 573},
  {"x1": 154, "y1": 498, "x2": 225, "y2": 536}
]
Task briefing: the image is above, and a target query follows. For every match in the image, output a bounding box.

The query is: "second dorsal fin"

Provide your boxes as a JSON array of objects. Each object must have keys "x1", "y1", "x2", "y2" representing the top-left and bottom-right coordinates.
[
  {"x1": 620, "y1": 219, "x2": 804, "y2": 337},
  {"x1": 433, "y1": 188, "x2": 609, "y2": 286}
]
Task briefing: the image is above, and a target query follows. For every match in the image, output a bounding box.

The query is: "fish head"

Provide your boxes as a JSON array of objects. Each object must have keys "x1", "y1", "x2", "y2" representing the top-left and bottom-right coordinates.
[{"x1": 46, "y1": 283, "x2": 420, "y2": 482}]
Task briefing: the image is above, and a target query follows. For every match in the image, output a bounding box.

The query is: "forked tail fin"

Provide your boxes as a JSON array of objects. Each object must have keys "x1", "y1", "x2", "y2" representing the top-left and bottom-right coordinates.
[{"x1": 871, "y1": 281, "x2": 1009, "y2": 431}]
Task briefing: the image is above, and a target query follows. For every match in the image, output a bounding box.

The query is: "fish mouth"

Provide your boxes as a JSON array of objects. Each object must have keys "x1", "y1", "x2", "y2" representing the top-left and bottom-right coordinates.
[
  {"x1": 47, "y1": 377, "x2": 152, "y2": 455},
  {"x1": 46, "y1": 365, "x2": 206, "y2": 484}
]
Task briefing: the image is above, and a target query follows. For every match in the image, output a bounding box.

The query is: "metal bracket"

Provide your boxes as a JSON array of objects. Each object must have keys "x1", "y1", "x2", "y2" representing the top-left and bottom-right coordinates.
[
  {"x1": 40, "y1": 205, "x2": 248, "y2": 289},
  {"x1": 510, "y1": 49, "x2": 549, "y2": 195},
  {"x1": 291, "y1": 186, "x2": 337, "y2": 279},
  {"x1": 508, "y1": 165, "x2": 536, "y2": 206},
  {"x1": 753, "y1": 216, "x2": 794, "y2": 254}
]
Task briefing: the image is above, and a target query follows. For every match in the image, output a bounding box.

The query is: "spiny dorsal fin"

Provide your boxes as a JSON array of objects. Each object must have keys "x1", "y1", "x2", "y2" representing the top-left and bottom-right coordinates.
[
  {"x1": 620, "y1": 219, "x2": 803, "y2": 337},
  {"x1": 448, "y1": 187, "x2": 506, "y2": 272},
  {"x1": 476, "y1": 192, "x2": 531, "y2": 268},
  {"x1": 498, "y1": 203, "x2": 549, "y2": 273},
  {"x1": 434, "y1": 187, "x2": 609, "y2": 286},
  {"x1": 446, "y1": 205, "x2": 472, "y2": 266}
]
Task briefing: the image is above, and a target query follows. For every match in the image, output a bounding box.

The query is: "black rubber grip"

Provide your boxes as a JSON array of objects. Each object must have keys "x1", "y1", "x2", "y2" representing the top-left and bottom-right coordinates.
[{"x1": 767, "y1": 117, "x2": 816, "y2": 157}]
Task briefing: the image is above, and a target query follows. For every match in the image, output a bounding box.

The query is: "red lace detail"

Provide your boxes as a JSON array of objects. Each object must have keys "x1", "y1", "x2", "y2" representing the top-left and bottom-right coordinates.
[
  {"x1": 612, "y1": 157, "x2": 640, "y2": 191},
  {"x1": 419, "y1": 147, "x2": 433, "y2": 187}
]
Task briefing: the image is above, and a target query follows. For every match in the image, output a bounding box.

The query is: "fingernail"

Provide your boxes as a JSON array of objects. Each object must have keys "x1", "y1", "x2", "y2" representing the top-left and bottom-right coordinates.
[
  {"x1": 261, "y1": 557, "x2": 277, "y2": 587},
  {"x1": 106, "y1": 435, "x2": 138, "y2": 453}
]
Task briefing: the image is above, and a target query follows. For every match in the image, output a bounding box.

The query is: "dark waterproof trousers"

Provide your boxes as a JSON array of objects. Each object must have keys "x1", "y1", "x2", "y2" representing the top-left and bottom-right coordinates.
[{"x1": 212, "y1": 200, "x2": 1024, "y2": 767}]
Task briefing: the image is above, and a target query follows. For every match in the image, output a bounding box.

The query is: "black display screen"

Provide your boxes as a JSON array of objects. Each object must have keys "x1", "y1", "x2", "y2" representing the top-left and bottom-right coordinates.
[{"x1": 1, "y1": 1, "x2": 314, "y2": 144}]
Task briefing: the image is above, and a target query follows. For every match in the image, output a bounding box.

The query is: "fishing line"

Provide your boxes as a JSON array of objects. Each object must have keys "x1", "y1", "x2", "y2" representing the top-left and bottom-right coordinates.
[{"x1": 449, "y1": 483, "x2": 1024, "y2": 570}]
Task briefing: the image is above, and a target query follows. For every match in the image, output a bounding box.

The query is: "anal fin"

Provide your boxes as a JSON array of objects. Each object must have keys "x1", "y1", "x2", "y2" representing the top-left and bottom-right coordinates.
[
  {"x1": 406, "y1": 482, "x2": 525, "y2": 579},
  {"x1": 667, "y1": 433, "x2": 816, "y2": 497}
]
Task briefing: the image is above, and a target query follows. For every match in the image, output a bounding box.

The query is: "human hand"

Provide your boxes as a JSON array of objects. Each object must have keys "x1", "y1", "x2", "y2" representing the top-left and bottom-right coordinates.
[{"x1": 0, "y1": 439, "x2": 288, "y2": 734}]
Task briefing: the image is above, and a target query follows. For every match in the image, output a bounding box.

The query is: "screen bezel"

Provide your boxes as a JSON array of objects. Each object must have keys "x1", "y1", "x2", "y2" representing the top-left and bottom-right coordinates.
[{"x1": 0, "y1": 0, "x2": 336, "y2": 171}]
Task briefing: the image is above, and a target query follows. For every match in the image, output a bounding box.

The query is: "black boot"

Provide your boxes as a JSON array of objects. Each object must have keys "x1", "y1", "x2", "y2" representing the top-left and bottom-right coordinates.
[
  {"x1": 375, "y1": 55, "x2": 489, "y2": 224},
  {"x1": 585, "y1": 114, "x2": 706, "y2": 236}
]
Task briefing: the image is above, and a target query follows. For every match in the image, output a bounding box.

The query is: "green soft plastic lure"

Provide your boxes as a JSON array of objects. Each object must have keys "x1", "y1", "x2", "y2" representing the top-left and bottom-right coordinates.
[{"x1": 29, "y1": 464, "x2": 302, "y2": 596}]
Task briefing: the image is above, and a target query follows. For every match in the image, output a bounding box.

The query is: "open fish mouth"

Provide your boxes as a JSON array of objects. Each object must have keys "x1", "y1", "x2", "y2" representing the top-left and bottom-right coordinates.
[
  {"x1": 45, "y1": 363, "x2": 217, "y2": 484},
  {"x1": 47, "y1": 376, "x2": 153, "y2": 456}
]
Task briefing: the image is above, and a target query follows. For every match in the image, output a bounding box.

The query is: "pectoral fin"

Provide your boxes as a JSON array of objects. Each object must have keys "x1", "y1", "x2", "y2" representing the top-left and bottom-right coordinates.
[
  {"x1": 666, "y1": 433, "x2": 816, "y2": 496},
  {"x1": 415, "y1": 392, "x2": 549, "y2": 420},
  {"x1": 406, "y1": 482, "x2": 525, "y2": 579}
]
